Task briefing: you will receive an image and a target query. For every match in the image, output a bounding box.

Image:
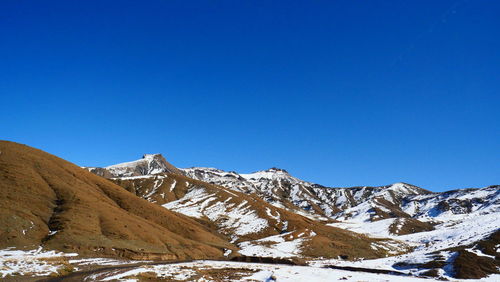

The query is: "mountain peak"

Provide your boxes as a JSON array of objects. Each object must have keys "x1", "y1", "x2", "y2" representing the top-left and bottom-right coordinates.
[
  {"x1": 266, "y1": 167, "x2": 289, "y2": 173},
  {"x1": 238, "y1": 167, "x2": 295, "y2": 181},
  {"x1": 387, "y1": 182, "x2": 431, "y2": 194},
  {"x1": 143, "y1": 153, "x2": 163, "y2": 159},
  {"x1": 88, "y1": 153, "x2": 182, "y2": 178}
]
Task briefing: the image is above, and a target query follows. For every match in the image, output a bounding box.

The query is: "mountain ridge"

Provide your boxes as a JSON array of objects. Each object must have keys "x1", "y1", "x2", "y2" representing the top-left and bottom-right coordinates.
[
  {"x1": 82, "y1": 152, "x2": 500, "y2": 279},
  {"x1": 86, "y1": 153, "x2": 496, "y2": 223}
]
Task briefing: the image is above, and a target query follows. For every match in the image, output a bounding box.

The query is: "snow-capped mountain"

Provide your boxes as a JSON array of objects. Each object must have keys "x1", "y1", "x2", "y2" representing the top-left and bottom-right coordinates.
[
  {"x1": 85, "y1": 153, "x2": 182, "y2": 178},
  {"x1": 182, "y1": 167, "x2": 332, "y2": 218},
  {"x1": 180, "y1": 167, "x2": 499, "y2": 280},
  {"x1": 183, "y1": 166, "x2": 498, "y2": 223},
  {"x1": 86, "y1": 154, "x2": 499, "y2": 279},
  {"x1": 183, "y1": 167, "x2": 430, "y2": 221},
  {"x1": 87, "y1": 155, "x2": 498, "y2": 228}
]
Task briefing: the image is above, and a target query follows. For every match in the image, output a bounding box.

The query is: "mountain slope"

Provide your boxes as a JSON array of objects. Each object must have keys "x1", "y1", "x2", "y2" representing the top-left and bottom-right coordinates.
[
  {"x1": 89, "y1": 157, "x2": 497, "y2": 237},
  {"x1": 110, "y1": 173, "x2": 395, "y2": 260},
  {"x1": 88, "y1": 154, "x2": 499, "y2": 279},
  {"x1": 0, "y1": 141, "x2": 233, "y2": 260}
]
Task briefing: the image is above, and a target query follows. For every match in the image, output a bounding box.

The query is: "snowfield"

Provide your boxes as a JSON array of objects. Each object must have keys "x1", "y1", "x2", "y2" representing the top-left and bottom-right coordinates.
[
  {"x1": 329, "y1": 212, "x2": 499, "y2": 254},
  {"x1": 2, "y1": 249, "x2": 499, "y2": 281},
  {"x1": 0, "y1": 248, "x2": 154, "y2": 279},
  {"x1": 89, "y1": 260, "x2": 435, "y2": 281}
]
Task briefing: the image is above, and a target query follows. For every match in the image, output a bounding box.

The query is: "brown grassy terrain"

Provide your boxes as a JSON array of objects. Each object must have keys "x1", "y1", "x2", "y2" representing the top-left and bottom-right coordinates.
[
  {"x1": 452, "y1": 249, "x2": 498, "y2": 279},
  {"x1": 0, "y1": 141, "x2": 234, "y2": 260},
  {"x1": 389, "y1": 218, "x2": 435, "y2": 235},
  {"x1": 451, "y1": 229, "x2": 499, "y2": 279}
]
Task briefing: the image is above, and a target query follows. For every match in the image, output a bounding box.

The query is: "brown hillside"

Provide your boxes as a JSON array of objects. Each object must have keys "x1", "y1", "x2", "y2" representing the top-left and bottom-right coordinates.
[{"x1": 0, "y1": 141, "x2": 234, "y2": 260}]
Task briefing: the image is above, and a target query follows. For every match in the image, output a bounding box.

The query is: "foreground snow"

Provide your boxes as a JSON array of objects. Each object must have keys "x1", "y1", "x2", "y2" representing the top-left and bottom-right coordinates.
[
  {"x1": 0, "y1": 248, "x2": 145, "y2": 278},
  {"x1": 93, "y1": 260, "x2": 431, "y2": 281},
  {"x1": 325, "y1": 212, "x2": 500, "y2": 280},
  {"x1": 2, "y1": 249, "x2": 498, "y2": 281},
  {"x1": 0, "y1": 247, "x2": 77, "y2": 278},
  {"x1": 309, "y1": 256, "x2": 500, "y2": 282}
]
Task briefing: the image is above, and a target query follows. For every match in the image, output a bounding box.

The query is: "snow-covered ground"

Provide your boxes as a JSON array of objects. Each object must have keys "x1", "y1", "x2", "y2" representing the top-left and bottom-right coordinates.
[
  {"x1": 238, "y1": 230, "x2": 315, "y2": 258},
  {"x1": 2, "y1": 247, "x2": 498, "y2": 281},
  {"x1": 91, "y1": 260, "x2": 433, "y2": 281},
  {"x1": 316, "y1": 212, "x2": 500, "y2": 280},
  {"x1": 329, "y1": 212, "x2": 499, "y2": 255},
  {"x1": 0, "y1": 247, "x2": 78, "y2": 278},
  {"x1": 0, "y1": 248, "x2": 155, "y2": 279},
  {"x1": 329, "y1": 218, "x2": 397, "y2": 238},
  {"x1": 309, "y1": 256, "x2": 499, "y2": 282}
]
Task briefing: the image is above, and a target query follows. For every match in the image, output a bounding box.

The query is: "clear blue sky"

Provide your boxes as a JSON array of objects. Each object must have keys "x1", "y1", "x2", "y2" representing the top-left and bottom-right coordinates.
[{"x1": 1, "y1": 1, "x2": 499, "y2": 191}]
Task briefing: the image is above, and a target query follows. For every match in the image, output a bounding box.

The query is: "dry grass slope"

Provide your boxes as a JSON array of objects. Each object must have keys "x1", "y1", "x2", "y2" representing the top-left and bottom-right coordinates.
[{"x1": 0, "y1": 141, "x2": 235, "y2": 260}]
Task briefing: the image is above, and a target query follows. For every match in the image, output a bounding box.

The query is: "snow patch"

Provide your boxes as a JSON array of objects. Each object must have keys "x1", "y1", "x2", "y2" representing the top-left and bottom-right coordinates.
[{"x1": 0, "y1": 247, "x2": 77, "y2": 278}]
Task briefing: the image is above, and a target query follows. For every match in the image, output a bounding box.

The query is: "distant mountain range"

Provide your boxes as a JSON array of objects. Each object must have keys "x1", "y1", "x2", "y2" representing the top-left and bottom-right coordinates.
[
  {"x1": 1, "y1": 143, "x2": 498, "y2": 280},
  {"x1": 86, "y1": 153, "x2": 500, "y2": 279},
  {"x1": 87, "y1": 153, "x2": 499, "y2": 227}
]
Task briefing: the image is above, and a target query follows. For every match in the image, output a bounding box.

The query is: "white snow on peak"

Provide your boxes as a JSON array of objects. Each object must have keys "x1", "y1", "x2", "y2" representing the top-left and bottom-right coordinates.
[
  {"x1": 142, "y1": 153, "x2": 162, "y2": 160},
  {"x1": 106, "y1": 154, "x2": 161, "y2": 169},
  {"x1": 240, "y1": 168, "x2": 292, "y2": 181},
  {"x1": 100, "y1": 153, "x2": 177, "y2": 177}
]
